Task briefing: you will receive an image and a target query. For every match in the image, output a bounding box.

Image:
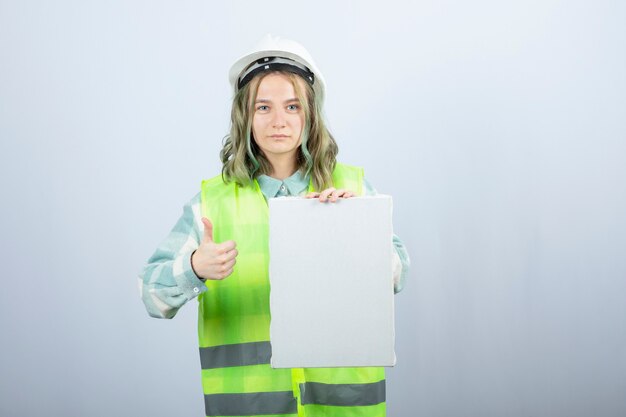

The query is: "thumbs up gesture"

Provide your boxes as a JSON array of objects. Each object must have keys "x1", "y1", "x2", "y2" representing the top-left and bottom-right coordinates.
[{"x1": 191, "y1": 217, "x2": 238, "y2": 280}]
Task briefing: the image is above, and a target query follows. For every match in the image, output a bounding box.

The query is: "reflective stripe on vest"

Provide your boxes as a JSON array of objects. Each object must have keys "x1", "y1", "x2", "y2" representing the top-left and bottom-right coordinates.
[
  {"x1": 199, "y1": 163, "x2": 386, "y2": 417},
  {"x1": 204, "y1": 391, "x2": 297, "y2": 416},
  {"x1": 300, "y1": 380, "x2": 386, "y2": 406},
  {"x1": 199, "y1": 341, "x2": 272, "y2": 369}
]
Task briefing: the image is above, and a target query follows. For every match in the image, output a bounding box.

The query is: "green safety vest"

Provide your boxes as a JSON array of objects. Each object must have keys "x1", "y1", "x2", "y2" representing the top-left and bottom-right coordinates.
[{"x1": 199, "y1": 163, "x2": 386, "y2": 417}]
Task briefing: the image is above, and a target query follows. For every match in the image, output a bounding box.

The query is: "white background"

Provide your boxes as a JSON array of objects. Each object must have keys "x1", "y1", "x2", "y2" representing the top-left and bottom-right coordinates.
[{"x1": 1, "y1": 1, "x2": 625, "y2": 416}]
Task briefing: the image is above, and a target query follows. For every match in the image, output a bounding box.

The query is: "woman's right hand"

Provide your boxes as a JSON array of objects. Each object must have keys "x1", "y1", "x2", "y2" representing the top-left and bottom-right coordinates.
[{"x1": 191, "y1": 217, "x2": 238, "y2": 280}]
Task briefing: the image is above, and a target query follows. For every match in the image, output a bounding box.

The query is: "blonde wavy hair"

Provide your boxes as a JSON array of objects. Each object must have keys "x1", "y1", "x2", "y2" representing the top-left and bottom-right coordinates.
[{"x1": 220, "y1": 70, "x2": 338, "y2": 190}]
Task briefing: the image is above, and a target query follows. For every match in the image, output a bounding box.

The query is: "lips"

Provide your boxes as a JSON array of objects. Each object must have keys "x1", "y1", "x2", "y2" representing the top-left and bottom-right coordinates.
[{"x1": 270, "y1": 134, "x2": 289, "y2": 138}]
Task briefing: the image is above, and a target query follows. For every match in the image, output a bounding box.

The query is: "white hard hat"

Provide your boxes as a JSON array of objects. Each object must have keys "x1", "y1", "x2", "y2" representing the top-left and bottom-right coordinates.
[{"x1": 228, "y1": 34, "x2": 326, "y2": 102}]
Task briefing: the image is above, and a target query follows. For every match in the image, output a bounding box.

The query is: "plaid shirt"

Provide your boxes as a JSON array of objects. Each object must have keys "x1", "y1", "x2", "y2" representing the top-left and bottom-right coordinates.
[{"x1": 139, "y1": 171, "x2": 410, "y2": 318}]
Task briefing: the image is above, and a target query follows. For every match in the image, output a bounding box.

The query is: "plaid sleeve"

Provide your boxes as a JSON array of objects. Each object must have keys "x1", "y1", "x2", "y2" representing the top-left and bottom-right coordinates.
[
  {"x1": 363, "y1": 178, "x2": 410, "y2": 294},
  {"x1": 138, "y1": 192, "x2": 208, "y2": 319}
]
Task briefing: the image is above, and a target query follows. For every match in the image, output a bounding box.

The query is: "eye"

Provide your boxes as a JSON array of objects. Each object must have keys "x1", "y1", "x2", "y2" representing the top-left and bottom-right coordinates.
[
  {"x1": 287, "y1": 104, "x2": 299, "y2": 111},
  {"x1": 256, "y1": 105, "x2": 269, "y2": 111}
]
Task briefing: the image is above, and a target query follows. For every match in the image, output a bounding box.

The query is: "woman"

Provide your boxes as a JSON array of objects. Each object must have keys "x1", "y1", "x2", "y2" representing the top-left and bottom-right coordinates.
[{"x1": 140, "y1": 35, "x2": 409, "y2": 417}]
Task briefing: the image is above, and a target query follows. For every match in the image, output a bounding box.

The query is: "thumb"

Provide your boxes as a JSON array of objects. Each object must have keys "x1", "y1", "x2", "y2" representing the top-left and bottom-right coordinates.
[{"x1": 201, "y1": 217, "x2": 214, "y2": 244}]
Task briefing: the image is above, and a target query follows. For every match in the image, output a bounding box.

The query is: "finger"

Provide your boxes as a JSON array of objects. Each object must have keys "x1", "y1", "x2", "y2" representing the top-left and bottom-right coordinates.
[
  {"x1": 336, "y1": 190, "x2": 355, "y2": 198},
  {"x1": 305, "y1": 192, "x2": 320, "y2": 199},
  {"x1": 319, "y1": 187, "x2": 336, "y2": 202},
  {"x1": 201, "y1": 217, "x2": 214, "y2": 243},
  {"x1": 216, "y1": 240, "x2": 236, "y2": 253},
  {"x1": 329, "y1": 189, "x2": 345, "y2": 202},
  {"x1": 213, "y1": 265, "x2": 234, "y2": 280},
  {"x1": 217, "y1": 248, "x2": 238, "y2": 263},
  {"x1": 220, "y1": 258, "x2": 236, "y2": 272}
]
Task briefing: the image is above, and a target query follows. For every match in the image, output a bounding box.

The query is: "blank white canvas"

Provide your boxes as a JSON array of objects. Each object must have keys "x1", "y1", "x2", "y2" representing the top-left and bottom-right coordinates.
[{"x1": 268, "y1": 195, "x2": 396, "y2": 368}]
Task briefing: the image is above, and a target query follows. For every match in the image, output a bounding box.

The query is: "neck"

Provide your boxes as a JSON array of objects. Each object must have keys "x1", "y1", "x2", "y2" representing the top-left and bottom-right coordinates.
[{"x1": 268, "y1": 156, "x2": 298, "y2": 180}]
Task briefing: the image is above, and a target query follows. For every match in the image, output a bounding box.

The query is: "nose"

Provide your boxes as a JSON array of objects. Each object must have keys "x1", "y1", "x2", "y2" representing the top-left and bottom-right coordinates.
[{"x1": 272, "y1": 109, "x2": 286, "y2": 128}]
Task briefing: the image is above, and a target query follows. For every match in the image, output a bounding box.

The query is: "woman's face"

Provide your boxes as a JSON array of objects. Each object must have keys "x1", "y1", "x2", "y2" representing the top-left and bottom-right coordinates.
[{"x1": 251, "y1": 73, "x2": 306, "y2": 165}]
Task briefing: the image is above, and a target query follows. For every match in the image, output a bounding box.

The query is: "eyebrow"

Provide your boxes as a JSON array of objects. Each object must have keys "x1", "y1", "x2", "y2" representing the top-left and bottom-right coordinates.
[{"x1": 255, "y1": 98, "x2": 300, "y2": 104}]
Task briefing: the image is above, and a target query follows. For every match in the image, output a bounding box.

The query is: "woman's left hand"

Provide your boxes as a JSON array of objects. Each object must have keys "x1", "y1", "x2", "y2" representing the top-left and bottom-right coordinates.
[{"x1": 305, "y1": 187, "x2": 356, "y2": 202}]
